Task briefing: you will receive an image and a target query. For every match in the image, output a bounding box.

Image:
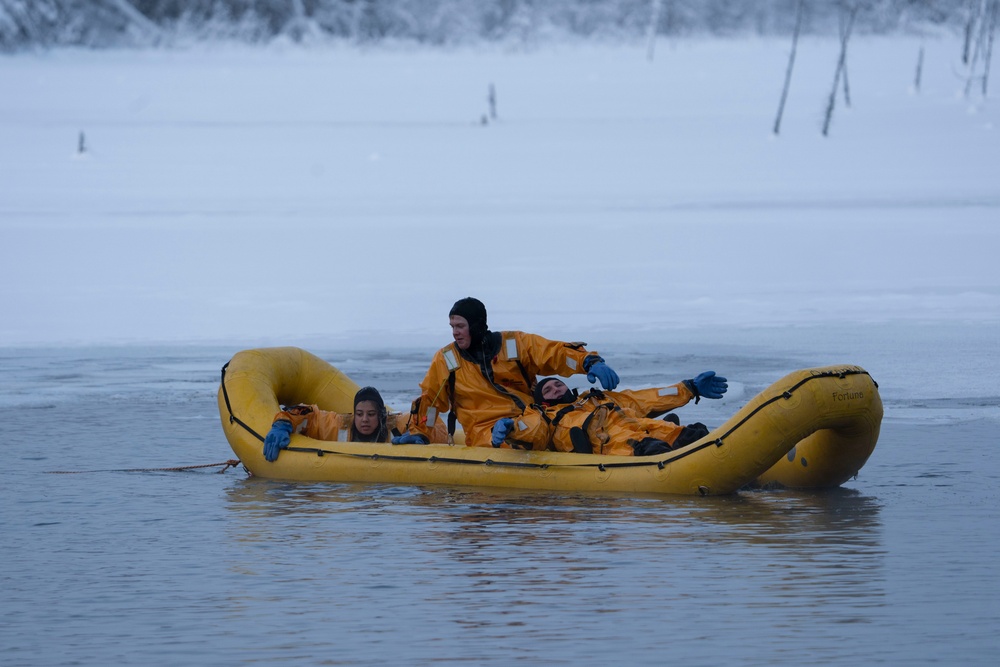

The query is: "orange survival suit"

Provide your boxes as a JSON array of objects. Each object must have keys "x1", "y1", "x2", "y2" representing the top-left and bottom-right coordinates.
[
  {"x1": 407, "y1": 330, "x2": 604, "y2": 447},
  {"x1": 503, "y1": 383, "x2": 706, "y2": 456},
  {"x1": 273, "y1": 404, "x2": 449, "y2": 444}
]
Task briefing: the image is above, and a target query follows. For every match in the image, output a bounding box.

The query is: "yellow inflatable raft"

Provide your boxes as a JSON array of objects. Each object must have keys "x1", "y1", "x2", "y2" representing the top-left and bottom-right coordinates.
[{"x1": 218, "y1": 347, "x2": 882, "y2": 496}]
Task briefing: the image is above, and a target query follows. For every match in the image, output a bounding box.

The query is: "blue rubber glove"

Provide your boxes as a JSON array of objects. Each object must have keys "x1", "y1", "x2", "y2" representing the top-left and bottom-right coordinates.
[
  {"x1": 263, "y1": 420, "x2": 293, "y2": 462},
  {"x1": 391, "y1": 432, "x2": 429, "y2": 445},
  {"x1": 586, "y1": 361, "x2": 620, "y2": 391},
  {"x1": 692, "y1": 371, "x2": 728, "y2": 399},
  {"x1": 491, "y1": 418, "x2": 514, "y2": 447}
]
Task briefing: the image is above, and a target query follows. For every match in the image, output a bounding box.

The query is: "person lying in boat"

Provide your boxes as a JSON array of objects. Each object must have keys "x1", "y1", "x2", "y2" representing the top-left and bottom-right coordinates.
[
  {"x1": 391, "y1": 296, "x2": 621, "y2": 447},
  {"x1": 262, "y1": 386, "x2": 448, "y2": 461},
  {"x1": 490, "y1": 372, "x2": 727, "y2": 455}
]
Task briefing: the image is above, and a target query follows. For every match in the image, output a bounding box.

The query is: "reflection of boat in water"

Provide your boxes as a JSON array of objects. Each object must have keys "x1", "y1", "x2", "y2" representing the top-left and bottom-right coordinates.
[
  {"x1": 223, "y1": 481, "x2": 884, "y2": 559},
  {"x1": 218, "y1": 347, "x2": 882, "y2": 496}
]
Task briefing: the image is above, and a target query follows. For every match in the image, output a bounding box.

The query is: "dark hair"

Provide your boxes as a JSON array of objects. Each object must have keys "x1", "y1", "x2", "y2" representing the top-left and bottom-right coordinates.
[{"x1": 352, "y1": 386, "x2": 388, "y2": 442}]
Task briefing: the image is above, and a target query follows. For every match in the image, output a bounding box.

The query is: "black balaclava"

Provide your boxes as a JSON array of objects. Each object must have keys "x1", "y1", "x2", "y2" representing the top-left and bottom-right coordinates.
[
  {"x1": 352, "y1": 386, "x2": 388, "y2": 442},
  {"x1": 533, "y1": 377, "x2": 577, "y2": 406},
  {"x1": 449, "y1": 297, "x2": 489, "y2": 352}
]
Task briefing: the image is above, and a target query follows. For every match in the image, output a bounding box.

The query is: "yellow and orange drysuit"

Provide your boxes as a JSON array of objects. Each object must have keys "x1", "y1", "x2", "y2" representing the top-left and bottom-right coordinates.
[
  {"x1": 503, "y1": 383, "x2": 699, "y2": 456},
  {"x1": 273, "y1": 404, "x2": 449, "y2": 444},
  {"x1": 407, "y1": 331, "x2": 601, "y2": 447}
]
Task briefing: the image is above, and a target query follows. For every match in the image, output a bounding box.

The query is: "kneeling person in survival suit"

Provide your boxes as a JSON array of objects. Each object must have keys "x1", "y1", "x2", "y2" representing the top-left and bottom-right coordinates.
[
  {"x1": 491, "y1": 371, "x2": 727, "y2": 456},
  {"x1": 391, "y1": 297, "x2": 622, "y2": 447},
  {"x1": 263, "y1": 386, "x2": 448, "y2": 462}
]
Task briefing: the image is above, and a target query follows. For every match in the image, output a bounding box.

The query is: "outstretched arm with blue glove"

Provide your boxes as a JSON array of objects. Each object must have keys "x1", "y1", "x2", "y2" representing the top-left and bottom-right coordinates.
[
  {"x1": 683, "y1": 371, "x2": 728, "y2": 403},
  {"x1": 584, "y1": 355, "x2": 619, "y2": 391},
  {"x1": 263, "y1": 420, "x2": 293, "y2": 462}
]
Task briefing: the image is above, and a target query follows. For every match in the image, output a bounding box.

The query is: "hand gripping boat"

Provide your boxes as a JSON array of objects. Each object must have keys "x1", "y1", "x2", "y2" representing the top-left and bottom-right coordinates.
[{"x1": 218, "y1": 347, "x2": 882, "y2": 496}]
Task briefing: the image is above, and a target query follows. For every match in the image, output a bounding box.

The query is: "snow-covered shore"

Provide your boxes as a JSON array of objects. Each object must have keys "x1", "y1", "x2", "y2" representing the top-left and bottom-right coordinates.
[{"x1": 1, "y1": 37, "x2": 997, "y2": 350}]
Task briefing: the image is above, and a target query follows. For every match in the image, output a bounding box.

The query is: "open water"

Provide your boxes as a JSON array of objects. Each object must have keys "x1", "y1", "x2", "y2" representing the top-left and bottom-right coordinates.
[{"x1": 2, "y1": 323, "x2": 999, "y2": 666}]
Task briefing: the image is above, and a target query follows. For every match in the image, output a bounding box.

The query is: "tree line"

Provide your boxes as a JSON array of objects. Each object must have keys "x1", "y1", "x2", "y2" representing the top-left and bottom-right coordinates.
[{"x1": 0, "y1": 0, "x2": 977, "y2": 51}]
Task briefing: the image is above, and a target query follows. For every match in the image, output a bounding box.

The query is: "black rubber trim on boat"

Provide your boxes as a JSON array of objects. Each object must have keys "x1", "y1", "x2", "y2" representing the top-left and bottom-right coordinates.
[
  {"x1": 219, "y1": 361, "x2": 265, "y2": 443},
  {"x1": 281, "y1": 445, "x2": 663, "y2": 470},
  {"x1": 709, "y1": 368, "x2": 876, "y2": 448},
  {"x1": 282, "y1": 432, "x2": 731, "y2": 470},
  {"x1": 220, "y1": 362, "x2": 874, "y2": 471}
]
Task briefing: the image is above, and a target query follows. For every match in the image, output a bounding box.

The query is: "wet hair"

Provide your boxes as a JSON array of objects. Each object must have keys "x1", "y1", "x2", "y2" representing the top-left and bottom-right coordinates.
[
  {"x1": 449, "y1": 297, "x2": 488, "y2": 342},
  {"x1": 352, "y1": 386, "x2": 388, "y2": 442}
]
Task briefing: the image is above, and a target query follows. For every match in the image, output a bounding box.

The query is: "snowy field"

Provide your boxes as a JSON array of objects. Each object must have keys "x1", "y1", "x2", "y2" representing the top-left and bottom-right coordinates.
[{"x1": 1, "y1": 36, "x2": 998, "y2": 409}]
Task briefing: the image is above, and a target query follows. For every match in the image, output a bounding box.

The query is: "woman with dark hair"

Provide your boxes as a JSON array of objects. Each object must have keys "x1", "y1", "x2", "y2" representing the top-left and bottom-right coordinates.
[
  {"x1": 350, "y1": 386, "x2": 390, "y2": 442},
  {"x1": 263, "y1": 386, "x2": 446, "y2": 462}
]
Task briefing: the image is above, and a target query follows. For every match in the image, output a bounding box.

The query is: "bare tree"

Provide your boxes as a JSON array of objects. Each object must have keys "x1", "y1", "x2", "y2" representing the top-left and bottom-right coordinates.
[
  {"x1": 983, "y1": 0, "x2": 998, "y2": 96},
  {"x1": 965, "y1": 0, "x2": 994, "y2": 96},
  {"x1": 646, "y1": 0, "x2": 663, "y2": 62},
  {"x1": 839, "y1": 7, "x2": 852, "y2": 107},
  {"x1": 963, "y1": 0, "x2": 982, "y2": 64},
  {"x1": 773, "y1": 0, "x2": 805, "y2": 135},
  {"x1": 106, "y1": 0, "x2": 160, "y2": 38},
  {"x1": 822, "y1": 3, "x2": 858, "y2": 137}
]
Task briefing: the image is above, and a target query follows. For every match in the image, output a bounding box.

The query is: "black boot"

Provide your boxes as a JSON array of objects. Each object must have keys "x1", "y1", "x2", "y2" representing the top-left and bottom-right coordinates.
[
  {"x1": 671, "y1": 422, "x2": 710, "y2": 448},
  {"x1": 632, "y1": 437, "x2": 672, "y2": 456}
]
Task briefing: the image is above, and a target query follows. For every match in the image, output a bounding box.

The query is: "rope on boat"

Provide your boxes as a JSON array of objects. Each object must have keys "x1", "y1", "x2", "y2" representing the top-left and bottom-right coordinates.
[
  {"x1": 710, "y1": 367, "x2": 876, "y2": 447},
  {"x1": 220, "y1": 360, "x2": 876, "y2": 472},
  {"x1": 47, "y1": 460, "x2": 243, "y2": 475},
  {"x1": 220, "y1": 360, "x2": 266, "y2": 442},
  {"x1": 281, "y1": 444, "x2": 711, "y2": 470}
]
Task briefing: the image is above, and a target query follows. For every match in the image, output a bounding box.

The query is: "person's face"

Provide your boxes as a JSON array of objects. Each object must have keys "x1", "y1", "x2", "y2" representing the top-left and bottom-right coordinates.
[
  {"x1": 541, "y1": 379, "x2": 569, "y2": 402},
  {"x1": 450, "y1": 315, "x2": 471, "y2": 350},
  {"x1": 354, "y1": 400, "x2": 380, "y2": 436}
]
